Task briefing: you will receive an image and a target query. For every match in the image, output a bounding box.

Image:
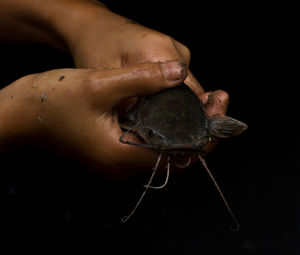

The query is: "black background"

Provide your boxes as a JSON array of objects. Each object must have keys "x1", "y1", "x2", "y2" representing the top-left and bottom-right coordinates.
[{"x1": 0, "y1": 1, "x2": 298, "y2": 254}]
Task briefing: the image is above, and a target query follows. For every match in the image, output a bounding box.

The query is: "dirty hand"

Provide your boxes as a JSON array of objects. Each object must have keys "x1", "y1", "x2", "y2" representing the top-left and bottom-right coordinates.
[
  {"x1": 63, "y1": 2, "x2": 216, "y2": 94},
  {"x1": 56, "y1": 1, "x2": 230, "y2": 149},
  {"x1": 0, "y1": 0, "x2": 228, "y2": 157},
  {"x1": 0, "y1": 62, "x2": 186, "y2": 178},
  {"x1": 60, "y1": 2, "x2": 229, "y2": 124}
]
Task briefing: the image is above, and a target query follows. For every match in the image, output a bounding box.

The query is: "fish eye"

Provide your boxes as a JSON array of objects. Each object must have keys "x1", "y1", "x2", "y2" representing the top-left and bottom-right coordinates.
[{"x1": 148, "y1": 129, "x2": 154, "y2": 137}]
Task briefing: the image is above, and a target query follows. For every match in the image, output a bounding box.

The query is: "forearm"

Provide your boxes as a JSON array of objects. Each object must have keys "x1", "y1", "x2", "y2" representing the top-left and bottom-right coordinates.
[{"x1": 0, "y1": 0, "x2": 116, "y2": 52}]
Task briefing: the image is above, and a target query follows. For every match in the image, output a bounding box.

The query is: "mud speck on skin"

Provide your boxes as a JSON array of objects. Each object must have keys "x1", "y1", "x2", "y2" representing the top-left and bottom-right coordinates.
[
  {"x1": 27, "y1": 96, "x2": 33, "y2": 101},
  {"x1": 41, "y1": 91, "x2": 47, "y2": 102},
  {"x1": 10, "y1": 96, "x2": 13, "y2": 99},
  {"x1": 37, "y1": 116, "x2": 43, "y2": 124},
  {"x1": 59, "y1": 75, "x2": 65, "y2": 81}
]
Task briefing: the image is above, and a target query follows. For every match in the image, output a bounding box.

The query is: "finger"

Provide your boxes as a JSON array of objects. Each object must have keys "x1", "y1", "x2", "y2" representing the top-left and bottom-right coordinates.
[
  {"x1": 135, "y1": 35, "x2": 183, "y2": 64},
  {"x1": 89, "y1": 61, "x2": 187, "y2": 106},
  {"x1": 198, "y1": 90, "x2": 230, "y2": 155},
  {"x1": 172, "y1": 40, "x2": 205, "y2": 96},
  {"x1": 184, "y1": 70, "x2": 205, "y2": 97},
  {"x1": 199, "y1": 91, "x2": 211, "y2": 105},
  {"x1": 203, "y1": 90, "x2": 230, "y2": 117},
  {"x1": 127, "y1": 37, "x2": 204, "y2": 97}
]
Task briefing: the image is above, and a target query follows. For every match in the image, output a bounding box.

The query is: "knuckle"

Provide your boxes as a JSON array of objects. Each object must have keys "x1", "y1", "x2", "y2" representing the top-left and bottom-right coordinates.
[
  {"x1": 83, "y1": 70, "x2": 103, "y2": 94},
  {"x1": 176, "y1": 42, "x2": 191, "y2": 63},
  {"x1": 129, "y1": 65, "x2": 151, "y2": 89},
  {"x1": 133, "y1": 63, "x2": 153, "y2": 79},
  {"x1": 140, "y1": 33, "x2": 176, "y2": 61},
  {"x1": 17, "y1": 72, "x2": 42, "y2": 87},
  {"x1": 131, "y1": 67, "x2": 140, "y2": 81},
  {"x1": 148, "y1": 32, "x2": 173, "y2": 45},
  {"x1": 141, "y1": 62, "x2": 164, "y2": 81}
]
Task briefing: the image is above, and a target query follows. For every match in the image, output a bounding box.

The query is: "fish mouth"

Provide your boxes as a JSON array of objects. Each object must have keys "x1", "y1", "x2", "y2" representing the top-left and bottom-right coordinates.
[
  {"x1": 158, "y1": 144, "x2": 204, "y2": 155},
  {"x1": 119, "y1": 128, "x2": 208, "y2": 155}
]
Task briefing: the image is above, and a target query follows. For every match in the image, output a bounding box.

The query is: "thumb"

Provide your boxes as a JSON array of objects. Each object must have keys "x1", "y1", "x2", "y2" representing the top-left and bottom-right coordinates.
[{"x1": 89, "y1": 61, "x2": 187, "y2": 107}]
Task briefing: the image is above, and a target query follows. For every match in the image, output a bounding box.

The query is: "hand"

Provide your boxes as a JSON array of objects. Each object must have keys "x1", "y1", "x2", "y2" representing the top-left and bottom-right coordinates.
[
  {"x1": 0, "y1": 61, "x2": 186, "y2": 178},
  {"x1": 0, "y1": 0, "x2": 229, "y2": 167},
  {"x1": 63, "y1": 6, "x2": 228, "y2": 108},
  {"x1": 0, "y1": 0, "x2": 221, "y2": 99},
  {"x1": 60, "y1": 2, "x2": 230, "y2": 152},
  {"x1": 68, "y1": 4, "x2": 205, "y2": 97}
]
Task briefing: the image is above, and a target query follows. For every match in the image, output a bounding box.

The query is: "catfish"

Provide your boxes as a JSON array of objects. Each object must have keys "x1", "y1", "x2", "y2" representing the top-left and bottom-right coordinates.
[{"x1": 119, "y1": 83, "x2": 247, "y2": 229}]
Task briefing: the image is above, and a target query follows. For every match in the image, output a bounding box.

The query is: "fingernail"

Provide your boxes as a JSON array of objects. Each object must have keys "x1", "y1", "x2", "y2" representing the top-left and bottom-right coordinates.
[{"x1": 161, "y1": 61, "x2": 187, "y2": 82}]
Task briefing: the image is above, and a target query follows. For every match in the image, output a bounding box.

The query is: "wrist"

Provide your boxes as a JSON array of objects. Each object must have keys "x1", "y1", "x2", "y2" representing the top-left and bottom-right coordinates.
[
  {"x1": 0, "y1": 0, "x2": 110, "y2": 51},
  {"x1": 0, "y1": 0, "x2": 129, "y2": 62},
  {"x1": 30, "y1": 0, "x2": 122, "y2": 55}
]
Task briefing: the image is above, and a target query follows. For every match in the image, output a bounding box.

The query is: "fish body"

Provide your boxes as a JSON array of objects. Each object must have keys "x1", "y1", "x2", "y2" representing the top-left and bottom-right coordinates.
[{"x1": 119, "y1": 84, "x2": 247, "y2": 154}]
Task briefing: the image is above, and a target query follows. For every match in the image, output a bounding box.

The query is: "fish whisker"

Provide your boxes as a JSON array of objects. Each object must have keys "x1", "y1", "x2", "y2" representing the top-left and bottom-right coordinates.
[
  {"x1": 121, "y1": 153, "x2": 163, "y2": 222},
  {"x1": 198, "y1": 154, "x2": 240, "y2": 231},
  {"x1": 144, "y1": 156, "x2": 170, "y2": 189}
]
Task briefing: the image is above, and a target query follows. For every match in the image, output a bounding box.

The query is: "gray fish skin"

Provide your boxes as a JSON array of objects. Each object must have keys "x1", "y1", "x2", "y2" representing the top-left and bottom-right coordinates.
[{"x1": 119, "y1": 84, "x2": 247, "y2": 153}]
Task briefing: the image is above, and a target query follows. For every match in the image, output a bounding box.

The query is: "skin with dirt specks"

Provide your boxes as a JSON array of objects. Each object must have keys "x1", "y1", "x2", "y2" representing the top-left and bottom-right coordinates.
[{"x1": 119, "y1": 84, "x2": 247, "y2": 154}]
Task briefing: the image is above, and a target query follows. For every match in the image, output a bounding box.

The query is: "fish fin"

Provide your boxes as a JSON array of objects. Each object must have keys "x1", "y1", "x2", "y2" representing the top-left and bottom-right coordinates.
[{"x1": 209, "y1": 115, "x2": 248, "y2": 138}]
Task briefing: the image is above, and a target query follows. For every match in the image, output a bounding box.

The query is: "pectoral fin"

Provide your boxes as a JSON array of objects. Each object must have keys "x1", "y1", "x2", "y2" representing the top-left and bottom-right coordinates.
[{"x1": 209, "y1": 115, "x2": 248, "y2": 138}]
